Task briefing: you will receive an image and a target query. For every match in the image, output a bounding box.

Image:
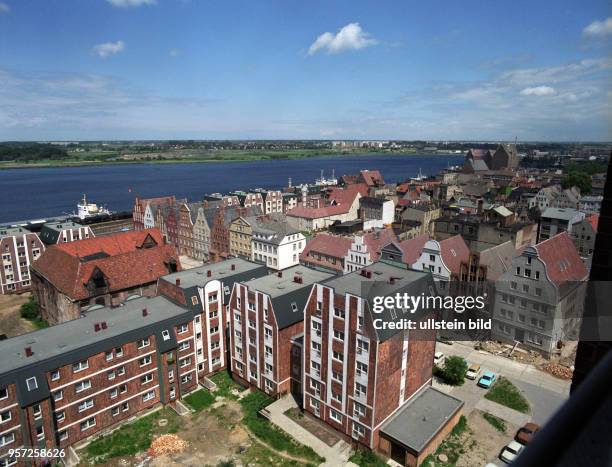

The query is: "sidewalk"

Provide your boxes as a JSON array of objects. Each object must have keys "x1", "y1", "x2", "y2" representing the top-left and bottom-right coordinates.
[
  {"x1": 265, "y1": 396, "x2": 354, "y2": 467},
  {"x1": 475, "y1": 399, "x2": 530, "y2": 427}
]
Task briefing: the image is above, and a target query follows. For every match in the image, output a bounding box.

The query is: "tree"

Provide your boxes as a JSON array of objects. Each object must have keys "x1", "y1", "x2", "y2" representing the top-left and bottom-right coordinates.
[
  {"x1": 562, "y1": 171, "x2": 592, "y2": 194},
  {"x1": 441, "y1": 356, "x2": 468, "y2": 386},
  {"x1": 20, "y1": 296, "x2": 39, "y2": 320}
]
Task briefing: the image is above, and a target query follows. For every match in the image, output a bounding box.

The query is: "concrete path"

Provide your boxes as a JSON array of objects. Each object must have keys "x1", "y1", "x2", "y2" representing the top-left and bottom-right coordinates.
[
  {"x1": 475, "y1": 399, "x2": 530, "y2": 427},
  {"x1": 265, "y1": 396, "x2": 354, "y2": 467}
]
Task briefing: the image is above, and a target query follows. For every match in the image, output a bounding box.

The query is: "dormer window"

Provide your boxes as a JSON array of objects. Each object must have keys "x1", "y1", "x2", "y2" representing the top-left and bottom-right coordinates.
[
  {"x1": 162, "y1": 330, "x2": 170, "y2": 341},
  {"x1": 26, "y1": 377, "x2": 38, "y2": 391}
]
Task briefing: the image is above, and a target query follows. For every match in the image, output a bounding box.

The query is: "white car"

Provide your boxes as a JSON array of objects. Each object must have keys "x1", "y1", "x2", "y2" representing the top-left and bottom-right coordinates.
[
  {"x1": 500, "y1": 440, "x2": 524, "y2": 463},
  {"x1": 434, "y1": 352, "x2": 445, "y2": 366}
]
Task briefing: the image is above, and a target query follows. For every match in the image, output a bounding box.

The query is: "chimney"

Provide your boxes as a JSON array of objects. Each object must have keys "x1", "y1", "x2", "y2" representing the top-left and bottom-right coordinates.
[
  {"x1": 231, "y1": 264, "x2": 236, "y2": 271},
  {"x1": 293, "y1": 275, "x2": 303, "y2": 284},
  {"x1": 175, "y1": 278, "x2": 181, "y2": 286},
  {"x1": 142, "y1": 308, "x2": 148, "y2": 317},
  {"x1": 94, "y1": 323, "x2": 101, "y2": 332},
  {"x1": 101, "y1": 321, "x2": 107, "y2": 330},
  {"x1": 24, "y1": 347, "x2": 33, "y2": 357},
  {"x1": 207, "y1": 270, "x2": 212, "y2": 277},
  {"x1": 277, "y1": 271, "x2": 283, "y2": 277}
]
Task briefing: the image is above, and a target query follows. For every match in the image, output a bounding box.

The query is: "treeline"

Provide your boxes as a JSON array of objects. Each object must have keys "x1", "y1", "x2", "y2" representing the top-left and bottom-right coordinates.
[{"x1": 0, "y1": 142, "x2": 70, "y2": 162}]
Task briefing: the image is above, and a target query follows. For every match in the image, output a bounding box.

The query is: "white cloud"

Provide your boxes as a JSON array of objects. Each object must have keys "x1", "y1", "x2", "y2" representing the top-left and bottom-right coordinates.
[
  {"x1": 169, "y1": 48, "x2": 182, "y2": 57},
  {"x1": 308, "y1": 23, "x2": 378, "y2": 55},
  {"x1": 520, "y1": 86, "x2": 556, "y2": 96},
  {"x1": 93, "y1": 41, "x2": 125, "y2": 58},
  {"x1": 107, "y1": 0, "x2": 155, "y2": 7},
  {"x1": 0, "y1": 2, "x2": 9, "y2": 13},
  {"x1": 583, "y1": 17, "x2": 612, "y2": 37}
]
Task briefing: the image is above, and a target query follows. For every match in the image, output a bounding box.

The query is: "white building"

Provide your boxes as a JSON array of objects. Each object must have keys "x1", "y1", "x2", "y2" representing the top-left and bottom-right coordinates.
[{"x1": 252, "y1": 221, "x2": 306, "y2": 270}]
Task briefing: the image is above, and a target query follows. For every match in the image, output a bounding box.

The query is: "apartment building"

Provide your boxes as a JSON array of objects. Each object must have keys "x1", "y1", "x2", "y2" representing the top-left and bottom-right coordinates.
[
  {"x1": 0, "y1": 227, "x2": 45, "y2": 295},
  {"x1": 492, "y1": 232, "x2": 588, "y2": 356},
  {"x1": 538, "y1": 207, "x2": 585, "y2": 242},
  {"x1": 251, "y1": 221, "x2": 305, "y2": 271},
  {"x1": 38, "y1": 221, "x2": 94, "y2": 246},
  {"x1": 228, "y1": 265, "x2": 334, "y2": 397},
  {"x1": 31, "y1": 229, "x2": 180, "y2": 324},
  {"x1": 229, "y1": 217, "x2": 254, "y2": 259},
  {"x1": 132, "y1": 196, "x2": 177, "y2": 231},
  {"x1": 572, "y1": 214, "x2": 598, "y2": 261},
  {"x1": 300, "y1": 234, "x2": 353, "y2": 273},
  {"x1": 263, "y1": 191, "x2": 284, "y2": 214},
  {"x1": 0, "y1": 296, "x2": 197, "y2": 465},
  {"x1": 157, "y1": 259, "x2": 268, "y2": 380},
  {"x1": 343, "y1": 229, "x2": 397, "y2": 274},
  {"x1": 302, "y1": 261, "x2": 460, "y2": 461}
]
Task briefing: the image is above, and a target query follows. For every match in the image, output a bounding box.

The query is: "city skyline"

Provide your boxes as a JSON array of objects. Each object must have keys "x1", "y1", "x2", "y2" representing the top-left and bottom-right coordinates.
[{"x1": 0, "y1": 0, "x2": 611, "y2": 141}]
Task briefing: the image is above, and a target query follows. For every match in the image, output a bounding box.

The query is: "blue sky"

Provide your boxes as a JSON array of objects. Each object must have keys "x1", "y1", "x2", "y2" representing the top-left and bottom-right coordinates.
[{"x1": 0, "y1": 0, "x2": 610, "y2": 141}]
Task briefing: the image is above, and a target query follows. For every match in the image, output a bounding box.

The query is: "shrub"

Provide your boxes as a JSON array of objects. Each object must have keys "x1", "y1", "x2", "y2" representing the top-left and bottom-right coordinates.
[
  {"x1": 20, "y1": 297, "x2": 39, "y2": 320},
  {"x1": 437, "y1": 356, "x2": 468, "y2": 386}
]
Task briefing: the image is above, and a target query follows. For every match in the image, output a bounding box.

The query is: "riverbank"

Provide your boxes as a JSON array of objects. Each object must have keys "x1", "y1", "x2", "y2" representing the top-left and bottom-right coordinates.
[{"x1": 0, "y1": 149, "x2": 460, "y2": 170}]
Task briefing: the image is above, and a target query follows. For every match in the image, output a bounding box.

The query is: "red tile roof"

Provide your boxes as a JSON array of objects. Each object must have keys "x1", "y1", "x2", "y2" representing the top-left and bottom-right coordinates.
[
  {"x1": 300, "y1": 234, "x2": 353, "y2": 260},
  {"x1": 287, "y1": 184, "x2": 366, "y2": 219},
  {"x1": 397, "y1": 234, "x2": 430, "y2": 265},
  {"x1": 439, "y1": 235, "x2": 470, "y2": 275},
  {"x1": 32, "y1": 229, "x2": 180, "y2": 300},
  {"x1": 363, "y1": 229, "x2": 397, "y2": 261},
  {"x1": 360, "y1": 170, "x2": 384, "y2": 187},
  {"x1": 534, "y1": 232, "x2": 588, "y2": 284}
]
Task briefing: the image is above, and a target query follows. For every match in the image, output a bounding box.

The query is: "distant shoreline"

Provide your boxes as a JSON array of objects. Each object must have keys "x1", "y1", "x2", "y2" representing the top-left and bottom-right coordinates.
[{"x1": 0, "y1": 151, "x2": 461, "y2": 170}]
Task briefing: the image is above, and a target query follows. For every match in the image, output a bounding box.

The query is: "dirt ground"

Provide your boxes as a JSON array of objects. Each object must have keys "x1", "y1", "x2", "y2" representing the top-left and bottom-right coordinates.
[
  {"x1": 0, "y1": 292, "x2": 35, "y2": 338},
  {"x1": 455, "y1": 410, "x2": 517, "y2": 467},
  {"x1": 149, "y1": 401, "x2": 250, "y2": 467}
]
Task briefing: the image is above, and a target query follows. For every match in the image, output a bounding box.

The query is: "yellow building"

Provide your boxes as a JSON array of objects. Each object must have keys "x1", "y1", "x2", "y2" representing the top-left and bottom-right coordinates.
[{"x1": 229, "y1": 217, "x2": 253, "y2": 258}]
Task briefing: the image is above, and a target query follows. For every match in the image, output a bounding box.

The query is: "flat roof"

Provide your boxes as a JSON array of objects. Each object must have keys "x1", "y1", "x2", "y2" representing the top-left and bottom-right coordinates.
[
  {"x1": 323, "y1": 261, "x2": 430, "y2": 298},
  {"x1": 161, "y1": 258, "x2": 265, "y2": 289},
  {"x1": 242, "y1": 265, "x2": 333, "y2": 298},
  {"x1": 541, "y1": 207, "x2": 583, "y2": 220},
  {"x1": 0, "y1": 296, "x2": 189, "y2": 376},
  {"x1": 42, "y1": 221, "x2": 84, "y2": 231},
  {"x1": 381, "y1": 386, "x2": 464, "y2": 453}
]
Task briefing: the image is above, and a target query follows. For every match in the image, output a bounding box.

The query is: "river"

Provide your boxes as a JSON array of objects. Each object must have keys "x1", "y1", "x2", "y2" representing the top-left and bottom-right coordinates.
[{"x1": 0, "y1": 154, "x2": 464, "y2": 223}]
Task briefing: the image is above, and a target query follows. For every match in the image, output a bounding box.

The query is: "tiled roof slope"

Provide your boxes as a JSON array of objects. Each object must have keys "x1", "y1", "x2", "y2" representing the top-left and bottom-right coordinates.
[
  {"x1": 535, "y1": 232, "x2": 588, "y2": 285},
  {"x1": 32, "y1": 229, "x2": 180, "y2": 300}
]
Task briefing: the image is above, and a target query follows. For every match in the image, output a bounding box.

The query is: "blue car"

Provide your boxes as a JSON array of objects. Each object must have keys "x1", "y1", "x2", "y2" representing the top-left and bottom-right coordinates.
[{"x1": 478, "y1": 371, "x2": 497, "y2": 388}]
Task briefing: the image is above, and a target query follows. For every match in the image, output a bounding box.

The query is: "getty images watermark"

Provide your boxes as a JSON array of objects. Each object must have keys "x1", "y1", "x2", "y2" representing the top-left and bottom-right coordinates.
[{"x1": 371, "y1": 292, "x2": 491, "y2": 331}]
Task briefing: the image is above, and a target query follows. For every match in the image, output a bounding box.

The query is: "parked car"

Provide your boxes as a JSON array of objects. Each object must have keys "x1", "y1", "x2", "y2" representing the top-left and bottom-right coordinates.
[
  {"x1": 516, "y1": 422, "x2": 541, "y2": 445},
  {"x1": 434, "y1": 352, "x2": 445, "y2": 365},
  {"x1": 500, "y1": 440, "x2": 524, "y2": 463},
  {"x1": 477, "y1": 371, "x2": 497, "y2": 388},
  {"x1": 466, "y1": 364, "x2": 481, "y2": 380}
]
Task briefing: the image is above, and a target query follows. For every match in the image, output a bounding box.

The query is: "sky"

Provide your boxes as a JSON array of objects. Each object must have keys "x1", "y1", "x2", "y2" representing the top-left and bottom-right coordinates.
[{"x1": 0, "y1": 0, "x2": 611, "y2": 141}]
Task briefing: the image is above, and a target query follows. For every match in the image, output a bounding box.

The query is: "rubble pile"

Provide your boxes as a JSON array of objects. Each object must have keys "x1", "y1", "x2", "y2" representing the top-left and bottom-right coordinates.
[
  {"x1": 148, "y1": 434, "x2": 189, "y2": 457},
  {"x1": 543, "y1": 362, "x2": 573, "y2": 379}
]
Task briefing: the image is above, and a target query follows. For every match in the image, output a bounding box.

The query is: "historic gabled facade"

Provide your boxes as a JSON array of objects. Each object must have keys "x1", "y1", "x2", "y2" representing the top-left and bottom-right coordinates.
[
  {"x1": 0, "y1": 227, "x2": 45, "y2": 294},
  {"x1": 38, "y1": 222, "x2": 94, "y2": 246}
]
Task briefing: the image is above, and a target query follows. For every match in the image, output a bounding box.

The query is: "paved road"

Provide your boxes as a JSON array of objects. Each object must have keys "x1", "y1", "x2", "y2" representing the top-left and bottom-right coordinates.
[{"x1": 435, "y1": 341, "x2": 570, "y2": 425}]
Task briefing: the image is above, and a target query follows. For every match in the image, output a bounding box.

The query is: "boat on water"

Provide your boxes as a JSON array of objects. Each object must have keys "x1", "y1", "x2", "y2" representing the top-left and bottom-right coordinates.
[
  {"x1": 410, "y1": 168, "x2": 427, "y2": 181},
  {"x1": 73, "y1": 194, "x2": 113, "y2": 220}
]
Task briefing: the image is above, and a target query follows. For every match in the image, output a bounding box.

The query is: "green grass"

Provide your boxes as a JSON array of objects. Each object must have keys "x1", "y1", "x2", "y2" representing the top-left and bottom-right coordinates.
[
  {"x1": 240, "y1": 442, "x2": 316, "y2": 467},
  {"x1": 239, "y1": 391, "x2": 325, "y2": 464},
  {"x1": 183, "y1": 389, "x2": 216, "y2": 412},
  {"x1": 349, "y1": 450, "x2": 388, "y2": 467},
  {"x1": 485, "y1": 377, "x2": 530, "y2": 414},
  {"x1": 421, "y1": 416, "x2": 468, "y2": 467},
  {"x1": 482, "y1": 412, "x2": 507, "y2": 433},
  {"x1": 210, "y1": 371, "x2": 243, "y2": 400},
  {"x1": 83, "y1": 408, "x2": 181, "y2": 464}
]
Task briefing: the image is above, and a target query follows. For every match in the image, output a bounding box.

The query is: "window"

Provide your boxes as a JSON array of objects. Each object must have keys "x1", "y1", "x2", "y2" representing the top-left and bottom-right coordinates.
[
  {"x1": 141, "y1": 373, "x2": 153, "y2": 385},
  {"x1": 139, "y1": 355, "x2": 152, "y2": 366},
  {"x1": 56, "y1": 410, "x2": 65, "y2": 423},
  {"x1": 0, "y1": 433, "x2": 15, "y2": 447},
  {"x1": 356, "y1": 362, "x2": 368, "y2": 377},
  {"x1": 111, "y1": 406, "x2": 120, "y2": 417},
  {"x1": 311, "y1": 361, "x2": 321, "y2": 377},
  {"x1": 108, "y1": 370, "x2": 116, "y2": 380},
  {"x1": 33, "y1": 404, "x2": 42, "y2": 419},
  {"x1": 353, "y1": 422, "x2": 365, "y2": 438},
  {"x1": 357, "y1": 339, "x2": 369, "y2": 354},
  {"x1": 330, "y1": 409, "x2": 342, "y2": 423},
  {"x1": 117, "y1": 366, "x2": 126, "y2": 376},
  {"x1": 178, "y1": 341, "x2": 190, "y2": 351},
  {"x1": 75, "y1": 379, "x2": 91, "y2": 393},
  {"x1": 179, "y1": 357, "x2": 191, "y2": 368},
  {"x1": 0, "y1": 388, "x2": 7, "y2": 400},
  {"x1": 110, "y1": 388, "x2": 118, "y2": 399},
  {"x1": 332, "y1": 370, "x2": 342, "y2": 381},
  {"x1": 78, "y1": 399, "x2": 94, "y2": 413},
  {"x1": 53, "y1": 390, "x2": 63, "y2": 401},
  {"x1": 121, "y1": 402, "x2": 129, "y2": 412},
  {"x1": 0, "y1": 411, "x2": 11, "y2": 424},
  {"x1": 291, "y1": 302, "x2": 298, "y2": 313},
  {"x1": 210, "y1": 326, "x2": 219, "y2": 334},
  {"x1": 115, "y1": 346, "x2": 124, "y2": 357},
  {"x1": 332, "y1": 391, "x2": 342, "y2": 403},
  {"x1": 535, "y1": 288, "x2": 542, "y2": 296},
  {"x1": 51, "y1": 370, "x2": 60, "y2": 381},
  {"x1": 510, "y1": 281, "x2": 517, "y2": 290},
  {"x1": 355, "y1": 382, "x2": 367, "y2": 398},
  {"x1": 143, "y1": 390, "x2": 156, "y2": 402},
  {"x1": 332, "y1": 351, "x2": 343, "y2": 361},
  {"x1": 26, "y1": 376, "x2": 38, "y2": 391},
  {"x1": 334, "y1": 308, "x2": 345, "y2": 319},
  {"x1": 181, "y1": 374, "x2": 193, "y2": 384},
  {"x1": 105, "y1": 351, "x2": 114, "y2": 362},
  {"x1": 535, "y1": 271, "x2": 540, "y2": 280},
  {"x1": 80, "y1": 417, "x2": 96, "y2": 432},
  {"x1": 138, "y1": 338, "x2": 150, "y2": 349},
  {"x1": 354, "y1": 402, "x2": 366, "y2": 418},
  {"x1": 178, "y1": 324, "x2": 189, "y2": 334},
  {"x1": 58, "y1": 430, "x2": 68, "y2": 441},
  {"x1": 162, "y1": 330, "x2": 170, "y2": 341},
  {"x1": 73, "y1": 359, "x2": 89, "y2": 373},
  {"x1": 333, "y1": 330, "x2": 344, "y2": 341},
  {"x1": 311, "y1": 320, "x2": 322, "y2": 336},
  {"x1": 120, "y1": 384, "x2": 128, "y2": 394}
]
